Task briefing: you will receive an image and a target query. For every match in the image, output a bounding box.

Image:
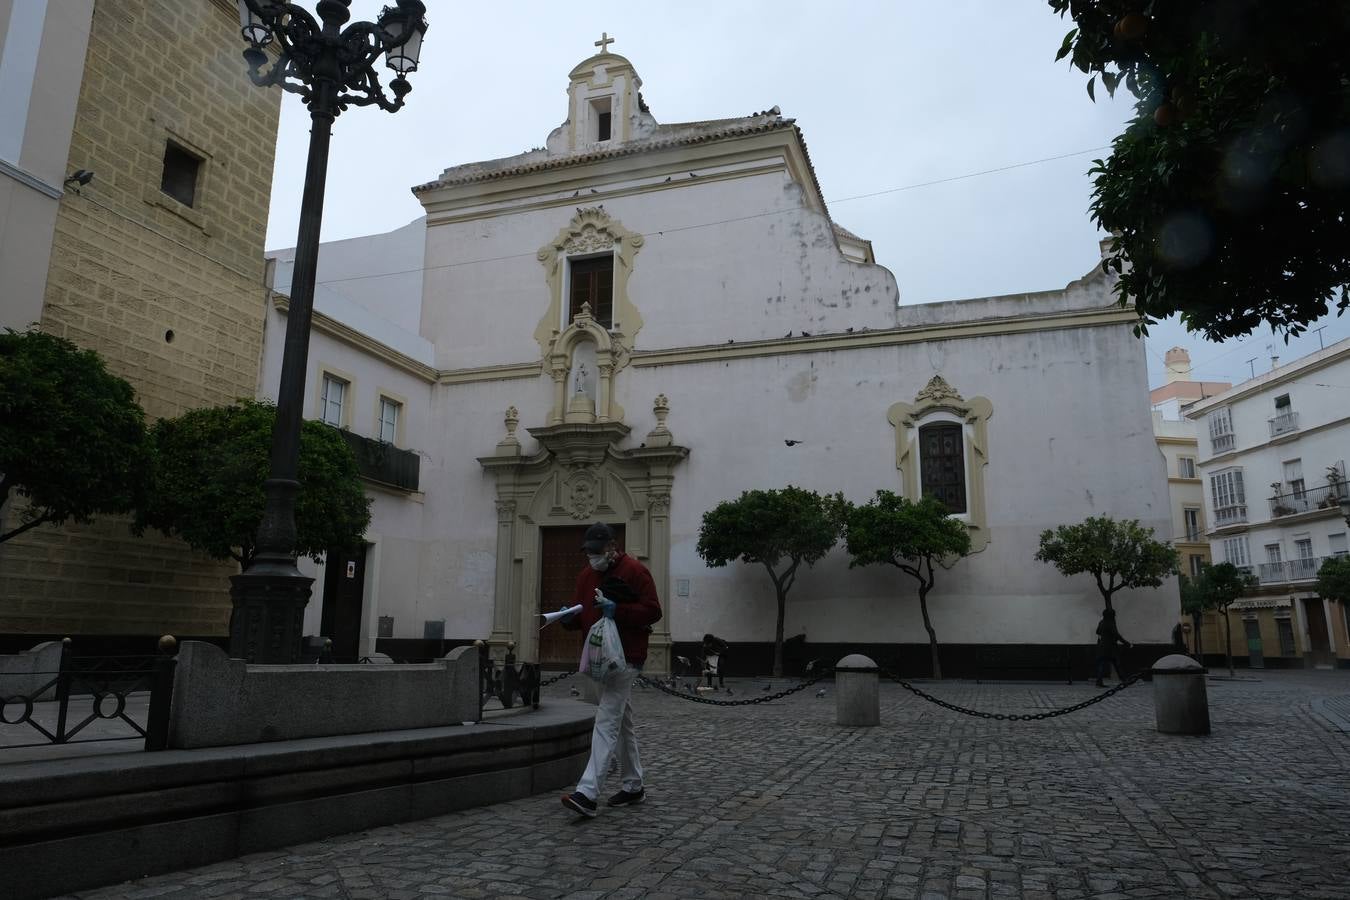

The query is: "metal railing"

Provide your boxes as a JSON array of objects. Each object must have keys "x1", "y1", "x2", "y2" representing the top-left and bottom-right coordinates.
[
  {"x1": 1268, "y1": 412, "x2": 1300, "y2": 437},
  {"x1": 1256, "y1": 556, "x2": 1329, "y2": 585},
  {"x1": 1213, "y1": 504, "x2": 1248, "y2": 526},
  {"x1": 0, "y1": 640, "x2": 176, "y2": 751},
  {"x1": 1268, "y1": 482, "x2": 1345, "y2": 517},
  {"x1": 1210, "y1": 432, "x2": 1235, "y2": 454}
]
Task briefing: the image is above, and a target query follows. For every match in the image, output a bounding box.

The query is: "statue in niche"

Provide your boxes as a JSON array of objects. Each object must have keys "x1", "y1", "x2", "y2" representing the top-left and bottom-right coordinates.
[{"x1": 566, "y1": 340, "x2": 599, "y2": 421}]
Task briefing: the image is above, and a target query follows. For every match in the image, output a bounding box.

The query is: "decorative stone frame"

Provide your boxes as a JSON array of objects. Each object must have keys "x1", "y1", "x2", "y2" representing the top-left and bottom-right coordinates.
[
  {"x1": 479, "y1": 413, "x2": 688, "y2": 674},
  {"x1": 534, "y1": 207, "x2": 644, "y2": 363},
  {"x1": 887, "y1": 375, "x2": 993, "y2": 553},
  {"x1": 545, "y1": 303, "x2": 625, "y2": 425}
]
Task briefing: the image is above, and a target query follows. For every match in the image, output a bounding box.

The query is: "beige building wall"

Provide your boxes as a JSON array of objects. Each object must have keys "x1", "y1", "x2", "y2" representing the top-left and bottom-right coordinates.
[{"x1": 0, "y1": 0, "x2": 281, "y2": 637}]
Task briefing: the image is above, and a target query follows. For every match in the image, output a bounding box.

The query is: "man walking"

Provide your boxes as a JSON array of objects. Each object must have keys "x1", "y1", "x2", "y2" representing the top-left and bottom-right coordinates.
[
  {"x1": 560, "y1": 522, "x2": 662, "y2": 818},
  {"x1": 1095, "y1": 608, "x2": 1132, "y2": 687}
]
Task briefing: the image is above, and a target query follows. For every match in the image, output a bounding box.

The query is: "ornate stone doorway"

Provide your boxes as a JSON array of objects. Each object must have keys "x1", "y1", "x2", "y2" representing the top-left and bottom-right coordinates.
[{"x1": 479, "y1": 404, "x2": 687, "y2": 673}]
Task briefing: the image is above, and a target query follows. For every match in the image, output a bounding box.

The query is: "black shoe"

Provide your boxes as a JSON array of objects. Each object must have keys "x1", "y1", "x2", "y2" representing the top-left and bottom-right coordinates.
[
  {"x1": 607, "y1": 788, "x2": 646, "y2": 807},
  {"x1": 562, "y1": 791, "x2": 597, "y2": 817}
]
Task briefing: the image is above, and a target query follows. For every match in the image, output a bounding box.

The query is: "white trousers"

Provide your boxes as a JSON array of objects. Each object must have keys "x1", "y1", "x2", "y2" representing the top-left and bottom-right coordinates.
[{"x1": 575, "y1": 667, "x2": 643, "y2": 801}]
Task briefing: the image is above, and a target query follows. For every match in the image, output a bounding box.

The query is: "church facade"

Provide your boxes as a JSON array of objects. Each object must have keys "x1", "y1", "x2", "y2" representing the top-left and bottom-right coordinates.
[{"x1": 263, "y1": 46, "x2": 1175, "y2": 674}]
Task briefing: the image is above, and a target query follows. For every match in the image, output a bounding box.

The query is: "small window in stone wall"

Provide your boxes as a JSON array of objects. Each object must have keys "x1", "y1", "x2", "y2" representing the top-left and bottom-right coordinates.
[
  {"x1": 423, "y1": 619, "x2": 445, "y2": 641},
  {"x1": 378, "y1": 616, "x2": 394, "y2": 638},
  {"x1": 160, "y1": 141, "x2": 202, "y2": 207},
  {"x1": 919, "y1": 421, "x2": 966, "y2": 514}
]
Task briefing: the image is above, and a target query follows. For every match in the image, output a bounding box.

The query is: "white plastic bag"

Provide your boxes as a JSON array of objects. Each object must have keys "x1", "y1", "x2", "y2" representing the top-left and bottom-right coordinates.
[{"x1": 580, "y1": 616, "x2": 628, "y2": 683}]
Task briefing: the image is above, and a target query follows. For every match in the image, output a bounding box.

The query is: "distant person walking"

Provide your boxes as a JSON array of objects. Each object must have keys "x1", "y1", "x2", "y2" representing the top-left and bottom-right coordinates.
[
  {"x1": 1095, "y1": 608, "x2": 1132, "y2": 687},
  {"x1": 559, "y1": 523, "x2": 662, "y2": 818},
  {"x1": 702, "y1": 633, "x2": 728, "y2": 690}
]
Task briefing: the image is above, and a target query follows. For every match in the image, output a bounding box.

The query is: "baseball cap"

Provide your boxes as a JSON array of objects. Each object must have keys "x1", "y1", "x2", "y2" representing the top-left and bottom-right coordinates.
[{"x1": 582, "y1": 522, "x2": 615, "y2": 553}]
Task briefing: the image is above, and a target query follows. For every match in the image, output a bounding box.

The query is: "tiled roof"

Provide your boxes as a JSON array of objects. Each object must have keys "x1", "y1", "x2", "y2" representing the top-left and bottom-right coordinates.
[
  {"x1": 832, "y1": 223, "x2": 866, "y2": 243},
  {"x1": 411, "y1": 111, "x2": 830, "y2": 217}
]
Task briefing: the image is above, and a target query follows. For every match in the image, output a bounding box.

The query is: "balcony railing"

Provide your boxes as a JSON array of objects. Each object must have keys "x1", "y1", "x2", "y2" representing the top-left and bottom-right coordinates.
[
  {"x1": 1267, "y1": 482, "x2": 1345, "y2": 518},
  {"x1": 338, "y1": 429, "x2": 420, "y2": 492},
  {"x1": 1256, "y1": 556, "x2": 1329, "y2": 585},
  {"x1": 1213, "y1": 504, "x2": 1247, "y2": 527},
  {"x1": 1268, "y1": 411, "x2": 1299, "y2": 437},
  {"x1": 1210, "y1": 432, "x2": 1235, "y2": 454}
]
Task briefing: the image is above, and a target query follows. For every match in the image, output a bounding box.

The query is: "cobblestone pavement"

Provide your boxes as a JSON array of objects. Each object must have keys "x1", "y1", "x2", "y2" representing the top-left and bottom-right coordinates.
[{"x1": 59, "y1": 670, "x2": 1350, "y2": 900}]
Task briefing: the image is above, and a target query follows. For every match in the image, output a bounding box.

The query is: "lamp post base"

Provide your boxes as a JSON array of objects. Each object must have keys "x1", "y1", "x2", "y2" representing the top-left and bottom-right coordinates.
[{"x1": 228, "y1": 564, "x2": 313, "y2": 664}]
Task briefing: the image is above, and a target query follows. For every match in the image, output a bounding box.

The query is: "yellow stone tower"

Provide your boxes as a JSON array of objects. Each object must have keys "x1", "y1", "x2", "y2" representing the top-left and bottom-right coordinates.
[{"x1": 0, "y1": 0, "x2": 281, "y2": 640}]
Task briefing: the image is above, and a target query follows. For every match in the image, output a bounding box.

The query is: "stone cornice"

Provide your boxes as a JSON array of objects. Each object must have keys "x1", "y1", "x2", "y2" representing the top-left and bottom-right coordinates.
[
  {"x1": 277, "y1": 298, "x2": 1138, "y2": 388},
  {"x1": 628, "y1": 305, "x2": 1139, "y2": 368}
]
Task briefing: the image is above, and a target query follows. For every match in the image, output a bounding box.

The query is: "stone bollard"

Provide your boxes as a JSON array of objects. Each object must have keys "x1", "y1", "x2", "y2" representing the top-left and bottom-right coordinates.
[
  {"x1": 1151, "y1": 654, "x2": 1210, "y2": 735},
  {"x1": 835, "y1": 654, "x2": 880, "y2": 727}
]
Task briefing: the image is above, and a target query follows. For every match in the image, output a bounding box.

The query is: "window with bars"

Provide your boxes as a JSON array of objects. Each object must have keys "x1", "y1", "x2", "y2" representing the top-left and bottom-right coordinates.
[
  {"x1": 1210, "y1": 468, "x2": 1246, "y2": 525},
  {"x1": 320, "y1": 374, "x2": 347, "y2": 427},
  {"x1": 1183, "y1": 508, "x2": 1201, "y2": 541},
  {"x1": 568, "y1": 255, "x2": 614, "y2": 327},
  {"x1": 1208, "y1": 408, "x2": 1235, "y2": 453},
  {"x1": 1222, "y1": 536, "x2": 1250, "y2": 568},
  {"x1": 918, "y1": 421, "x2": 966, "y2": 514},
  {"x1": 378, "y1": 397, "x2": 401, "y2": 444}
]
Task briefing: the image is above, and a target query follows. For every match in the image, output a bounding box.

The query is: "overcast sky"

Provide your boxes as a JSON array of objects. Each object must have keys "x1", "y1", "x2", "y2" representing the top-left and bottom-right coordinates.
[{"x1": 263, "y1": 0, "x2": 1349, "y2": 389}]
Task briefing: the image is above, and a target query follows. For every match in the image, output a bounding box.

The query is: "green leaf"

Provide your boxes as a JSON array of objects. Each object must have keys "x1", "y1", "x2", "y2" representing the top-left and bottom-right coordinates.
[
  {"x1": 1086, "y1": 76, "x2": 1096, "y2": 102},
  {"x1": 1056, "y1": 27, "x2": 1077, "y2": 62}
]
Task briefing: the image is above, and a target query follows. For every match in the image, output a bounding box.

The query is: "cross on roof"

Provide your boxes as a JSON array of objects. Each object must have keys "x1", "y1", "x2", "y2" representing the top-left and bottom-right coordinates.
[{"x1": 594, "y1": 32, "x2": 615, "y2": 53}]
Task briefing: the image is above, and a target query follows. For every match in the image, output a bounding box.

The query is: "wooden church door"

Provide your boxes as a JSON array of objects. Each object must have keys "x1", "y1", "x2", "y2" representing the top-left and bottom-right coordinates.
[{"x1": 536, "y1": 523, "x2": 625, "y2": 667}]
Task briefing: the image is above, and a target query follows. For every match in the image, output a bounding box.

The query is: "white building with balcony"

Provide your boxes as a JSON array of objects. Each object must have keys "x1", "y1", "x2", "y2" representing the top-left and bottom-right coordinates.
[{"x1": 1187, "y1": 338, "x2": 1350, "y2": 669}]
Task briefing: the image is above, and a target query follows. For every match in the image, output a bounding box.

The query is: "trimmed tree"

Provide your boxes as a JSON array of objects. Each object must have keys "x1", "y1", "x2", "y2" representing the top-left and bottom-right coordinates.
[
  {"x1": 696, "y1": 486, "x2": 844, "y2": 677},
  {"x1": 1036, "y1": 516, "x2": 1179, "y2": 612},
  {"x1": 1316, "y1": 554, "x2": 1350, "y2": 605},
  {"x1": 1192, "y1": 562, "x2": 1254, "y2": 676},
  {"x1": 135, "y1": 400, "x2": 371, "y2": 567},
  {"x1": 0, "y1": 328, "x2": 147, "y2": 543},
  {"x1": 1049, "y1": 1, "x2": 1350, "y2": 340},
  {"x1": 1178, "y1": 573, "x2": 1209, "y2": 661},
  {"x1": 843, "y1": 492, "x2": 972, "y2": 679}
]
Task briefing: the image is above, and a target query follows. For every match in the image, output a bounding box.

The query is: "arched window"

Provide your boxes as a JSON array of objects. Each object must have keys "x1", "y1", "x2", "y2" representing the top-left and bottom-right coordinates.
[{"x1": 919, "y1": 421, "x2": 966, "y2": 514}]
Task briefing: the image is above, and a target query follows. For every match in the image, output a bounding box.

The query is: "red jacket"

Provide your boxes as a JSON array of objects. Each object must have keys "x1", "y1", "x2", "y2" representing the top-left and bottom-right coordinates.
[{"x1": 567, "y1": 553, "x2": 662, "y2": 665}]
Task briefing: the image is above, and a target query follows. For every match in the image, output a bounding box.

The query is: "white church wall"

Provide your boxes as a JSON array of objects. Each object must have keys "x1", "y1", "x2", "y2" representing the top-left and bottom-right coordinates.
[
  {"x1": 270, "y1": 217, "x2": 426, "y2": 336},
  {"x1": 419, "y1": 169, "x2": 898, "y2": 370},
  {"x1": 611, "y1": 320, "x2": 1172, "y2": 649}
]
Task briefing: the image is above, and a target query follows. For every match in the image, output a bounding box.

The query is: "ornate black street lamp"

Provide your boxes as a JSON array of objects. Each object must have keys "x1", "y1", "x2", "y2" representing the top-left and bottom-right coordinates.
[{"x1": 230, "y1": 0, "x2": 427, "y2": 663}]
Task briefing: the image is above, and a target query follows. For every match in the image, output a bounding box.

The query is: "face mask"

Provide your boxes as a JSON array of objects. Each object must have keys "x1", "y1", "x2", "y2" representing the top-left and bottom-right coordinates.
[{"x1": 587, "y1": 553, "x2": 610, "y2": 571}]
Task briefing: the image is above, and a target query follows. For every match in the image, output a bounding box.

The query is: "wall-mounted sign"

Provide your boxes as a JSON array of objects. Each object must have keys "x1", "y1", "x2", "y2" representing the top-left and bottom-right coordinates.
[{"x1": 346, "y1": 561, "x2": 356, "y2": 579}]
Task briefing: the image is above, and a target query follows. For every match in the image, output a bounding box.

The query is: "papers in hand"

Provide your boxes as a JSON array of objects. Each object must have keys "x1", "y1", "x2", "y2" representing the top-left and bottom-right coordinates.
[{"x1": 540, "y1": 604, "x2": 583, "y2": 629}]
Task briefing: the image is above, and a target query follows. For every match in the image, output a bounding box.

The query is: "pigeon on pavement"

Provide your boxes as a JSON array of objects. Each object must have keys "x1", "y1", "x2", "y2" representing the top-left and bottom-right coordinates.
[{"x1": 815, "y1": 689, "x2": 827, "y2": 698}]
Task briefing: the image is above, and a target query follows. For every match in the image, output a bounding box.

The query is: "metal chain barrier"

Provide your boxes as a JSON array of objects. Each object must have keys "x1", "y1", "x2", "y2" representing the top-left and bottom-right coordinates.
[
  {"x1": 882, "y1": 666, "x2": 1143, "y2": 721},
  {"x1": 635, "y1": 669, "x2": 833, "y2": 706},
  {"x1": 537, "y1": 669, "x2": 576, "y2": 689}
]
